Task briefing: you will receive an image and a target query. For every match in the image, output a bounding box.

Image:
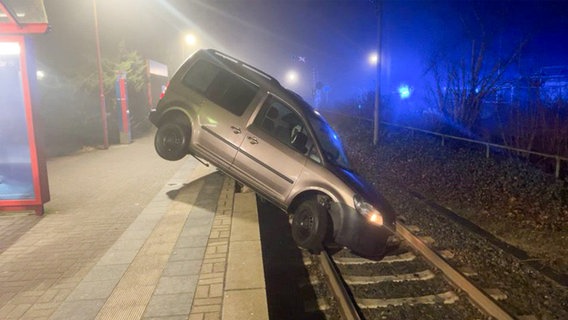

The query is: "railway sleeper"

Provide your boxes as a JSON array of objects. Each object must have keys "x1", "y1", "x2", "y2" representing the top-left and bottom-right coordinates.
[
  {"x1": 334, "y1": 251, "x2": 416, "y2": 265},
  {"x1": 356, "y1": 290, "x2": 460, "y2": 308},
  {"x1": 344, "y1": 269, "x2": 436, "y2": 285}
]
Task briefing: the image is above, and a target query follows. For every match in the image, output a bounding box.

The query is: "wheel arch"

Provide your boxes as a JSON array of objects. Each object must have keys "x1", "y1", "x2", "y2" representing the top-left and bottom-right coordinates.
[
  {"x1": 289, "y1": 189, "x2": 336, "y2": 233},
  {"x1": 156, "y1": 105, "x2": 198, "y2": 148},
  {"x1": 288, "y1": 188, "x2": 349, "y2": 242},
  {"x1": 288, "y1": 189, "x2": 331, "y2": 215},
  {"x1": 153, "y1": 104, "x2": 196, "y2": 161},
  {"x1": 156, "y1": 105, "x2": 193, "y2": 127}
]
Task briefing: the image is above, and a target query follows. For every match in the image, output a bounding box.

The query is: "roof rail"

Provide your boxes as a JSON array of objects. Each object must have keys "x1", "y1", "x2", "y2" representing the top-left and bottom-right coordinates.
[{"x1": 207, "y1": 49, "x2": 281, "y2": 86}]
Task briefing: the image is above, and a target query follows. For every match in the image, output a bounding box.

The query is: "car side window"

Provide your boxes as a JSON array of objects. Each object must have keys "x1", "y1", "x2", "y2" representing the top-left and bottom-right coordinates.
[
  {"x1": 182, "y1": 60, "x2": 258, "y2": 116},
  {"x1": 252, "y1": 96, "x2": 319, "y2": 161}
]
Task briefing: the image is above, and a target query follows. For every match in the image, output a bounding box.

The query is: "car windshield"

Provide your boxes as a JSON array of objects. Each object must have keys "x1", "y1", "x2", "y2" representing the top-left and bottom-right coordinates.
[{"x1": 307, "y1": 112, "x2": 351, "y2": 170}]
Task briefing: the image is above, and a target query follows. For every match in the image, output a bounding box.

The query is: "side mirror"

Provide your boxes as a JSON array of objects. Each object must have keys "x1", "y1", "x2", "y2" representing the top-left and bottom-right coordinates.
[{"x1": 291, "y1": 132, "x2": 308, "y2": 154}]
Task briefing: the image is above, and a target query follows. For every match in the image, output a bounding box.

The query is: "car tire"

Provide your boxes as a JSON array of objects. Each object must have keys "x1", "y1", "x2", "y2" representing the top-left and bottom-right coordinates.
[
  {"x1": 291, "y1": 198, "x2": 329, "y2": 253},
  {"x1": 154, "y1": 121, "x2": 190, "y2": 161}
]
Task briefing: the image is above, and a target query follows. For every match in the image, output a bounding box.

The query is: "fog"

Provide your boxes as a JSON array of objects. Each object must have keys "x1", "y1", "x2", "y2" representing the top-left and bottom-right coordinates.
[{"x1": 35, "y1": 0, "x2": 568, "y2": 103}]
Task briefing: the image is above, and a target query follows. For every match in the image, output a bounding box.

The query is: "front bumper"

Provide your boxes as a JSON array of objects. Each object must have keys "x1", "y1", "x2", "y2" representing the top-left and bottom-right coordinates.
[{"x1": 330, "y1": 203, "x2": 396, "y2": 259}]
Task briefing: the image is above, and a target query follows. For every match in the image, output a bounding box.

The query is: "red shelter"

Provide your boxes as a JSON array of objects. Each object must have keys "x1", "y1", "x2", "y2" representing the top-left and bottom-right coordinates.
[{"x1": 0, "y1": 0, "x2": 49, "y2": 214}]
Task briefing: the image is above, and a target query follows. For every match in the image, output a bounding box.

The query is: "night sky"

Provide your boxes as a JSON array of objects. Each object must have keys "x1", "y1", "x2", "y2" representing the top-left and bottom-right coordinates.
[{"x1": 34, "y1": 0, "x2": 568, "y2": 103}]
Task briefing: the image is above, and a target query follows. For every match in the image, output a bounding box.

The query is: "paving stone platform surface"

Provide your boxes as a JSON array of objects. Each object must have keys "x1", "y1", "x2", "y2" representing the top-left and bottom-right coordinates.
[{"x1": 0, "y1": 134, "x2": 268, "y2": 320}]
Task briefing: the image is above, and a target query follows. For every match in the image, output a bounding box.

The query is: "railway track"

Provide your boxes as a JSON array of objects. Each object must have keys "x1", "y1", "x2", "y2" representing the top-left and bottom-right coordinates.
[
  {"x1": 294, "y1": 111, "x2": 566, "y2": 319},
  {"x1": 304, "y1": 221, "x2": 528, "y2": 320}
]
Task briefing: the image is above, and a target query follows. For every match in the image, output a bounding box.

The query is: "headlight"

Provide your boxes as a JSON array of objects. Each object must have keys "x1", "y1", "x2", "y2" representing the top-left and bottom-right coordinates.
[{"x1": 354, "y1": 194, "x2": 384, "y2": 226}]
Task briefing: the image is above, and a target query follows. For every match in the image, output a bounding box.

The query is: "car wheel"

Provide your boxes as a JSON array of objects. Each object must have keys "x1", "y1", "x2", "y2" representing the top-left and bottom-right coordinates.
[
  {"x1": 291, "y1": 198, "x2": 329, "y2": 253},
  {"x1": 154, "y1": 121, "x2": 190, "y2": 161}
]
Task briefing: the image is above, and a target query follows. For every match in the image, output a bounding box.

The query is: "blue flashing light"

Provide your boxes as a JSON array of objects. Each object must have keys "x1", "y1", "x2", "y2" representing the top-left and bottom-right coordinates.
[{"x1": 398, "y1": 84, "x2": 411, "y2": 99}]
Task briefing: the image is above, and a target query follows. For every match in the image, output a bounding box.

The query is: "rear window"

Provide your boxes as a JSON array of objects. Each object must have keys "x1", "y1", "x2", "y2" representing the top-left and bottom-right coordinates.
[
  {"x1": 182, "y1": 60, "x2": 219, "y2": 93},
  {"x1": 182, "y1": 59, "x2": 258, "y2": 116}
]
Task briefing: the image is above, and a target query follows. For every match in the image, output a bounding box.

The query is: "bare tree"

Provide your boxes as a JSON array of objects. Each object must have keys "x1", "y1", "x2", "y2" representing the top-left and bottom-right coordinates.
[{"x1": 425, "y1": 4, "x2": 528, "y2": 134}]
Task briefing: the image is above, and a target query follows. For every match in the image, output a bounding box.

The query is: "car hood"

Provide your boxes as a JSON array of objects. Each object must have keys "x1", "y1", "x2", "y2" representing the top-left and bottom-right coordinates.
[{"x1": 327, "y1": 164, "x2": 397, "y2": 224}]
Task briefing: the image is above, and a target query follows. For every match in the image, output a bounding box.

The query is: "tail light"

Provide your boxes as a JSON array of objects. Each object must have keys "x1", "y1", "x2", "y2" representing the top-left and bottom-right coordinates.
[{"x1": 159, "y1": 81, "x2": 169, "y2": 100}]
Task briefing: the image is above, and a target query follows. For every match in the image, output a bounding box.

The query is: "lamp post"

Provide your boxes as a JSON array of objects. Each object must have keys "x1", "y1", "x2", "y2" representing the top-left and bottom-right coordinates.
[
  {"x1": 93, "y1": 0, "x2": 109, "y2": 149},
  {"x1": 290, "y1": 55, "x2": 319, "y2": 107},
  {"x1": 372, "y1": 0, "x2": 383, "y2": 146}
]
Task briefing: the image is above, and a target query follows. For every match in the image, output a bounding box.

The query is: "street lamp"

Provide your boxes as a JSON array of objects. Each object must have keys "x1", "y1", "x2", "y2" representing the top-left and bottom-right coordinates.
[
  {"x1": 290, "y1": 55, "x2": 319, "y2": 107},
  {"x1": 93, "y1": 0, "x2": 109, "y2": 149},
  {"x1": 285, "y1": 70, "x2": 299, "y2": 85},
  {"x1": 182, "y1": 33, "x2": 197, "y2": 61},
  {"x1": 185, "y1": 33, "x2": 197, "y2": 46},
  {"x1": 368, "y1": 52, "x2": 378, "y2": 65}
]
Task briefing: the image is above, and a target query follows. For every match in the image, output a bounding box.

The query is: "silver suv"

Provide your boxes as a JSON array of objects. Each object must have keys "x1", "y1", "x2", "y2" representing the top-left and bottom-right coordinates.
[{"x1": 149, "y1": 49, "x2": 396, "y2": 258}]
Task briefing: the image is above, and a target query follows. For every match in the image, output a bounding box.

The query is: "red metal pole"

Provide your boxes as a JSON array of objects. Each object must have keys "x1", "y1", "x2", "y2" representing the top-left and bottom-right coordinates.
[
  {"x1": 93, "y1": 0, "x2": 109, "y2": 149},
  {"x1": 146, "y1": 59, "x2": 153, "y2": 108}
]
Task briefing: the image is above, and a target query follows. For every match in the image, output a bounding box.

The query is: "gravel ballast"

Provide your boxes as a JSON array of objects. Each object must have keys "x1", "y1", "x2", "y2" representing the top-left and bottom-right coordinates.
[{"x1": 328, "y1": 116, "x2": 568, "y2": 319}]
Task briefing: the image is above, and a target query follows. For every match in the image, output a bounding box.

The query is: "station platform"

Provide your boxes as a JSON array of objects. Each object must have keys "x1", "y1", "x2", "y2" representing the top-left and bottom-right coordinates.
[{"x1": 0, "y1": 134, "x2": 268, "y2": 320}]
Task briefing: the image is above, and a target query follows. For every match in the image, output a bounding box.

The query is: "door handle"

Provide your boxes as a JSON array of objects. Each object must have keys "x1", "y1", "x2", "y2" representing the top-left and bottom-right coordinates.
[
  {"x1": 247, "y1": 136, "x2": 258, "y2": 144},
  {"x1": 231, "y1": 126, "x2": 241, "y2": 134}
]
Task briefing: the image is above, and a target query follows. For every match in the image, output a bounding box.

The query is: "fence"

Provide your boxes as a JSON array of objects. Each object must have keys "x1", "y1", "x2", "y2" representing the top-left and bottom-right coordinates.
[{"x1": 323, "y1": 111, "x2": 567, "y2": 179}]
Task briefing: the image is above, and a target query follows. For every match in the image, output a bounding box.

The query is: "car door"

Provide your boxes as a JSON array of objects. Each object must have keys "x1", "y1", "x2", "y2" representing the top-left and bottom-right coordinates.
[
  {"x1": 182, "y1": 59, "x2": 261, "y2": 169},
  {"x1": 232, "y1": 94, "x2": 313, "y2": 204}
]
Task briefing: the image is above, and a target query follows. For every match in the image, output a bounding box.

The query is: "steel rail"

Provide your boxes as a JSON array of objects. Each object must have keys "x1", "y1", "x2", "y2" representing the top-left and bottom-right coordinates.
[
  {"x1": 318, "y1": 250, "x2": 362, "y2": 320},
  {"x1": 396, "y1": 222, "x2": 515, "y2": 320}
]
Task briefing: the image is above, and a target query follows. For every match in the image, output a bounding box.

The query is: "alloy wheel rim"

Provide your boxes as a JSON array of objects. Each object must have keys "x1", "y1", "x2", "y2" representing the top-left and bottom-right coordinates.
[{"x1": 297, "y1": 209, "x2": 315, "y2": 240}]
